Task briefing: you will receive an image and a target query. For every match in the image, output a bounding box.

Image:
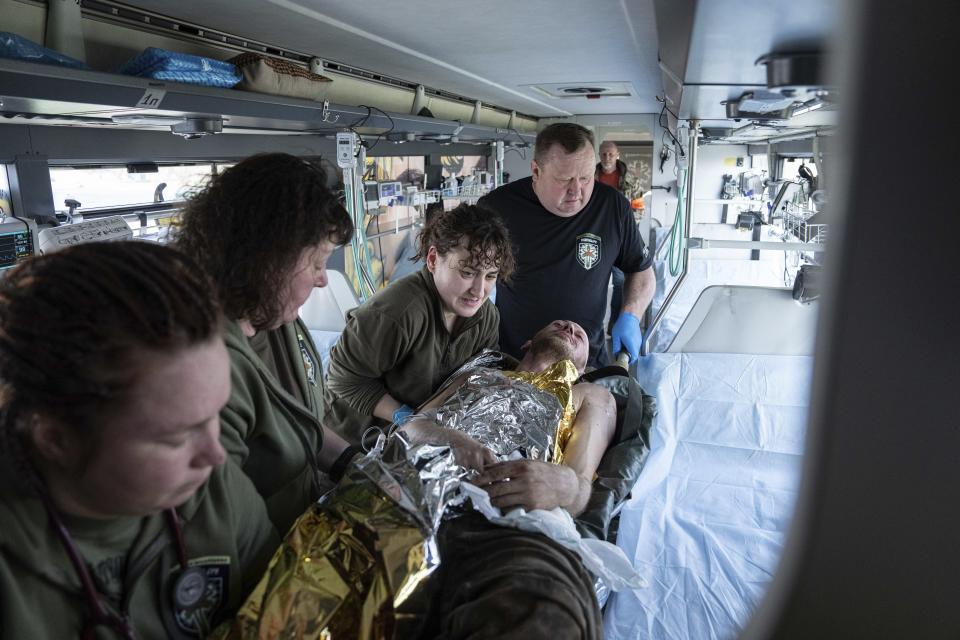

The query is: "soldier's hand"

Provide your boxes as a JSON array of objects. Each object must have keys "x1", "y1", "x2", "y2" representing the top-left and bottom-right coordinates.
[{"x1": 475, "y1": 460, "x2": 580, "y2": 512}]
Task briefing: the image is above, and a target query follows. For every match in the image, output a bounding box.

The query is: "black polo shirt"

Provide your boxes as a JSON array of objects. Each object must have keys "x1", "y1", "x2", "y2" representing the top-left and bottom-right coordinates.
[{"x1": 480, "y1": 178, "x2": 652, "y2": 367}]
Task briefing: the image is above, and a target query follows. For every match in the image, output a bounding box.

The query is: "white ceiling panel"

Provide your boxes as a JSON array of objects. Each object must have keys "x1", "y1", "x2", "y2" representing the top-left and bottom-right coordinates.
[{"x1": 120, "y1": 0, "x2": 665, "y2": 117}]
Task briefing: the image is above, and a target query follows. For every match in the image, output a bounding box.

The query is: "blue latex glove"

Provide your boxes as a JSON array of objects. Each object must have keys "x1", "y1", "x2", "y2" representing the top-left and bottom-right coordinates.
[
  {"x1": 611, "y1": 311, "x2": 643, "y2": 363},
  {"x1": 392, "y1": 404, "x2": 414, "y2": 424}
]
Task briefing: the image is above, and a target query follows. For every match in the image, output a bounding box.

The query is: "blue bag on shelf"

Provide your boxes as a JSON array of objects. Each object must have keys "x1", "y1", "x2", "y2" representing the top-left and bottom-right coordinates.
[
  {"x1": 118, "y1": 47, "x2": 241, "y2": 87},
  {"x1": 0, "y1": 32, "x2": 87, "y2": 69}
]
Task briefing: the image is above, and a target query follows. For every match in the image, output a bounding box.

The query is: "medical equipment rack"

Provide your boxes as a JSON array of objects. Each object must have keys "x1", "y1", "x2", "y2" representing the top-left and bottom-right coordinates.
[{"x1": 781, "y1": 202, "x2": 828, "y2": 245}]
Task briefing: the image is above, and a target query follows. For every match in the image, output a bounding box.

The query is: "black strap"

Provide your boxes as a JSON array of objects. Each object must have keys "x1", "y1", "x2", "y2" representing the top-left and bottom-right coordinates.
[
  {"x1": 579, "y1": 365, "x2": 629, "y2": 384},
  {"x1": 329, "y1": 445, "x2": 363, "y2": 483}
]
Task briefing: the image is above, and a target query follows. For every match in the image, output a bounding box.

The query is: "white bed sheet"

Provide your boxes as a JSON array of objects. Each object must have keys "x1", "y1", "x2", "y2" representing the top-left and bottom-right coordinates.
[{"x1": 603, "y1": 352, "x2": 811, "y2": 640}]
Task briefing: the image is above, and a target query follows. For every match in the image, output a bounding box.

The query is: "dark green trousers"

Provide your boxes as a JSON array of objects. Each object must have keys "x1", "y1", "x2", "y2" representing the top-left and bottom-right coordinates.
[{"x1": 420, "y1": 512, "x2": 603, "y2": 640}]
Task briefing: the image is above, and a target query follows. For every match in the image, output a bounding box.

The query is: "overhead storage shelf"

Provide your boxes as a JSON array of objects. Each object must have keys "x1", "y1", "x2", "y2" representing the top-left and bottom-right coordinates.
[{"x1": 0, "y1": 58, "x2": 534, "y2": 146}]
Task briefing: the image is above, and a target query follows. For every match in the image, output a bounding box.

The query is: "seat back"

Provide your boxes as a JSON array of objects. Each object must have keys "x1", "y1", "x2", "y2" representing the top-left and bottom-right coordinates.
[{"x1": 298, "y1": 269, "x2": 359, "y2": 332}]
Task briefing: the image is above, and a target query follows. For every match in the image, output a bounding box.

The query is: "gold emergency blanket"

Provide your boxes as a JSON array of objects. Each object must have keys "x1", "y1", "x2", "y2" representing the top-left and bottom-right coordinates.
[
  {"x1": 502, "y1": 359, "x2": 578, "y2": 464},
  {"x1": 215, "y1": 356, "x2": 578, "y2": 640},
  {"x1": 214, "y1": 440, "x2": 461, "y2": 640},
  {"x1": 428, "y1": 359, "x2": 578, "y2": 465}
]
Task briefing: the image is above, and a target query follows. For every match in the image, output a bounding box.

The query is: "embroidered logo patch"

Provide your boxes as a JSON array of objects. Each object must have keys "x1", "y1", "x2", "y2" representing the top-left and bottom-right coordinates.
[
  {"x1": 297, "y1": 332, "x2": 317, "y2": 386},
  {"x1": 576, "y1": 233, "x2": 602, "y2": 270},
  {"x1": 174, "y1": 560, "x2": 229, "y2": 637}
]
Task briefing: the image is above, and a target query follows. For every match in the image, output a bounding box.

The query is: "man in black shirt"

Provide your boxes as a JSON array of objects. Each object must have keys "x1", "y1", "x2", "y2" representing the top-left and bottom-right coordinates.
[{"x1": 480, "y1": 123, "x2": 655, "y2": 368}]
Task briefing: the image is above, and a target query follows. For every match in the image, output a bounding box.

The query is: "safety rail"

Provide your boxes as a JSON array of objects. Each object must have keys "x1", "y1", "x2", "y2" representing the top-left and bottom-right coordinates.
[
  {"x1": 45, "y1": 203, "x2": 182, "y2": 242},
  {"x1": 686, "y1": 238, "x2": 826, "y2": 253},
  {"x1": 782, "y1": 203, "x2": 828, "y2": 245},
  {"x1": 441, "y1": 183, "x2": 493, "y2": 200}
]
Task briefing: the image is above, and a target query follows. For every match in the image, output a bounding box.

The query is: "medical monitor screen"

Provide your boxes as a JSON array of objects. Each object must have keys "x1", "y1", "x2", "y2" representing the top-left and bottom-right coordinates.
[
  {"x1": 0, "y1": 226, "x2": 34, "y2": 272},
  {"x1": 378, "y1": 182, "x2": 401, "y2": 200}
]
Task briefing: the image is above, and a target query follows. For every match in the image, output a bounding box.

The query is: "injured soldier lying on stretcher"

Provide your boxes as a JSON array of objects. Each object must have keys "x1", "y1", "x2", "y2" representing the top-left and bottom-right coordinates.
[
  {"x1": 217, "y1": 320, "x2": 638, "y2": 640},
  {"x1": 400, "y1": 319, "x2": 618, "y2": 517}
]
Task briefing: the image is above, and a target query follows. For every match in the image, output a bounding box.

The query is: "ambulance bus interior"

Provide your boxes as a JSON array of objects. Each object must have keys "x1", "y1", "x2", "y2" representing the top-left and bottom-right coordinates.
[{"x1": 0, "y1": 0, "x2": 956, "y2": 638}]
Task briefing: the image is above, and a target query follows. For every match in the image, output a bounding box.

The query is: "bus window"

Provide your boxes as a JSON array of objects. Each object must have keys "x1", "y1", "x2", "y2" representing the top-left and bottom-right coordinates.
[
  {"x1": 781, "y1": 157, "x2": 817, "y2": 182},
  {"x1": 49, "y1": 164, "x2": 217, "y2": 212},
  {"x1": 752, "y1": 154, "x2": 770, "y2": 174}
]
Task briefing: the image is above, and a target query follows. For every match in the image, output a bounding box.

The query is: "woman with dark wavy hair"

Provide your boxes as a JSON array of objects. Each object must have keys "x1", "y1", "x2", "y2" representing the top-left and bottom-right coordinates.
[
  {"x1": 176, "y1": 152, "x2": 356, "y2": 535},
  {"x1": 0, "y1": 242, "x2": 278, "y2": 638},
  {"x1": 325, "y1": 203, "x2": 515, "y2": 448}
]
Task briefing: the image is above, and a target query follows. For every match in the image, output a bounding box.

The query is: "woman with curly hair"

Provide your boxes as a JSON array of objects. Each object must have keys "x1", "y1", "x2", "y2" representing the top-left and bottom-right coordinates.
[
  {"x1": 324, "y1": 203, "x2": 515, "y2": 448},
  {"x1": 176, "y1": 152, "x2": 357, "y2": 535}
]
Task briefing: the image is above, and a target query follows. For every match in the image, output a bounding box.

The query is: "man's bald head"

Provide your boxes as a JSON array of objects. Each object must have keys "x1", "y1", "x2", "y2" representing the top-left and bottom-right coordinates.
[{"x1": 599, "y1": 142, "x2": 620, "y2": 174}]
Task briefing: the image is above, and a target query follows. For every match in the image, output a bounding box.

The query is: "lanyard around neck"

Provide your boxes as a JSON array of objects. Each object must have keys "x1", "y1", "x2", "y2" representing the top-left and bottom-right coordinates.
[{"x1": 38, "y1": 490, "x2": 189, "y2": 640}]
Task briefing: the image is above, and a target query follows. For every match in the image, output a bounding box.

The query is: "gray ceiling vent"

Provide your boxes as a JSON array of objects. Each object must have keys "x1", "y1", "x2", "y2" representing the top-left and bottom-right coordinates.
[
  {"x1": 527, "y1": 82, "x2": 635, "y2": 99},
  {"x1": 562, "y1": 87, "x2": 609, "y2": 95}
]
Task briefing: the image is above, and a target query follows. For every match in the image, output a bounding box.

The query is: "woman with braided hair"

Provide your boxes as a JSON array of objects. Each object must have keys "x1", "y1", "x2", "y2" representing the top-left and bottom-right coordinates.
[{"x1": 0, "y1": 241, "x2": 278, "y2": 639}]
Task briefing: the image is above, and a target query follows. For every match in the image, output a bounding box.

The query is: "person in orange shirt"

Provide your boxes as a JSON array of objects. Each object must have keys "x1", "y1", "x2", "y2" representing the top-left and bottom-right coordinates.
[
  {"x1": 595, "y1": 141, "x2": 643, "y2": 202},
  {"x1": 595, "y1": 140, "x2": 646, "y2": 333}
]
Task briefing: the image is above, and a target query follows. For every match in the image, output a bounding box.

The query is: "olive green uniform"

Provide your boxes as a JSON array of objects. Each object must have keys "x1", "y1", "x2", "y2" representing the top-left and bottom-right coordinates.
[
  {"x1": 324, "y1": 268, "x2": 499, "y2": 444},
  {"x1": 0, "y1": 461, "x2": 278, "y2": 639},
  {"x1": 220, "y1": 318, "x2": 328, "y2": 535}
]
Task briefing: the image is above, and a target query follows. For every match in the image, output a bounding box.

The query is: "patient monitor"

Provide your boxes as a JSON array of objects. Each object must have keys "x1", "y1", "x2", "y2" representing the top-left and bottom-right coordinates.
[
  {"x1": 377, "y1": 181, "x2": 402, "y2": 205},
  {"x1": 0, "y1": 218, "x2": 37, "y2": 273}
]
